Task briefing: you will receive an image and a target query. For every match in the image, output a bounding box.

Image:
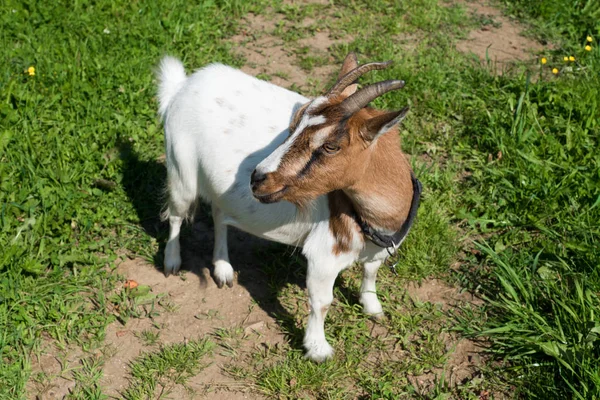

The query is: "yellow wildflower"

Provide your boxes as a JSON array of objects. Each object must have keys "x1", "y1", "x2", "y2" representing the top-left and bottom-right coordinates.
[
  {"x1": 27, "y1": 66, "x2": 35, "y2": 76},
  {"x1": 541, "y1": 57, "x2": 547, "y2": 64},
  {"x1": 552, "y1": 68, "x2": 558, "y2": 74},
  {"x1": 563, "y1": 56, "x2": 569, "y2": 61},
  {"x1": 585, "y1": 45, "x2": 592, "y2": 51},
  {"x1": 587, "y1": 36, "x2": 593, "y2": 43},
  {"x1": 569, "y1": 56, "x2": 575, "y2": 62}
]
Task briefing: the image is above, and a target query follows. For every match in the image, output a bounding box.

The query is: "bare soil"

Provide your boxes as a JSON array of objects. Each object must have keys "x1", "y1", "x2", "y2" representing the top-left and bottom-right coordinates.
[
  {"x1": 456, "y1": 0, "x2": 546, "y2": 72},
  {"x1": 230, "y1": 7, "x2": 348, "y2": 93}
]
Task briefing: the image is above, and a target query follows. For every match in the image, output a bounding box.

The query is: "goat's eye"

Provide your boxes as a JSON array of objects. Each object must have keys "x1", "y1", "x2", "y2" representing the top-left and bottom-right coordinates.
[{"x1": 322, "y1": 143, "x2": 340, "y2": 154}]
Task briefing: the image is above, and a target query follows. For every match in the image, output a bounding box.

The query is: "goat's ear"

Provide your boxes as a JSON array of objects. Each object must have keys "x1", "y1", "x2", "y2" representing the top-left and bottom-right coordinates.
[
  {"x1": 338, "y1": 53, "x2": 359, "y2": 97},
  {"x1": 361, "y1": 106, "x2": 409, "y2": 142},
  {"x1": 339, "y1": 53, "x2": 358, "y2": 78},
  {"x1": 289, "y1": 102, "x2": 311, "y2": 132}
]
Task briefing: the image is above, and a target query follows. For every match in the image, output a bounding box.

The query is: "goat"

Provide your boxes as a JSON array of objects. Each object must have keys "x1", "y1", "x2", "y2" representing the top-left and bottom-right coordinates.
[{"x1": 157, "y1": 53, "x2": 421, "y2": 362}]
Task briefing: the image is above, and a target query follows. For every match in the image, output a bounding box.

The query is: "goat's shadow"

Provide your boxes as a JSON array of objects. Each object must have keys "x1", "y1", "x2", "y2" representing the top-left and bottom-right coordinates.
[{"x1": 120, "y1": 116, "x2": 357, "y2": 348}]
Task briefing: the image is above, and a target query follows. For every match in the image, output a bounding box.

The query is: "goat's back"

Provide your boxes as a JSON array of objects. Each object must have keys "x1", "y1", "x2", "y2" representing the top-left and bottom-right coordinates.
[{"x1": 159, "y1": 58, "x2": 316, "y2": 245}]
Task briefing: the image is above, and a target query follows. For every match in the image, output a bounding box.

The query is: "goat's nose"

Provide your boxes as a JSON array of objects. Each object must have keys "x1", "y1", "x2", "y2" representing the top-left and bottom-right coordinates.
[{"x1": 250, "y1": 169, "x2": 267, "y2": 188}]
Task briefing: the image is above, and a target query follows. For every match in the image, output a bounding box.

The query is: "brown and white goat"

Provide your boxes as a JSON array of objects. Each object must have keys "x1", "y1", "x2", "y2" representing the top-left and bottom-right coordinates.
[{"x1": 158, "y1": 53, "x2": 420, "y2": 362}]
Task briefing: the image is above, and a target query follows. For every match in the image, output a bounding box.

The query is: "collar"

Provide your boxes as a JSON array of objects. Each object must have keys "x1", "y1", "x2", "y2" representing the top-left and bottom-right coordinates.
[{"x1": 356, "y1": 173, "x2": 422, "y2": 249}]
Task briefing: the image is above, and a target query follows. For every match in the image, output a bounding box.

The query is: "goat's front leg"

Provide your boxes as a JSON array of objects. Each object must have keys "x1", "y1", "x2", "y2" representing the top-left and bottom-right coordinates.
[
  {"x1": 359, "y1": 260, "x2": 384, "y2": 318},
  {"x1": 303, "y1": 259, "x2": 346, "y2": 362},
  {"x1": 211, "y1": 205, "x2": 234, "y2": 288}
]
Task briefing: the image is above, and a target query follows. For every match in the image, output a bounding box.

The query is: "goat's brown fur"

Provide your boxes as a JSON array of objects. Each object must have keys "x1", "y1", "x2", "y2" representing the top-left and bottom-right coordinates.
[{"x1": 328, "y1": 190, "x2": 362, "y2": 255}]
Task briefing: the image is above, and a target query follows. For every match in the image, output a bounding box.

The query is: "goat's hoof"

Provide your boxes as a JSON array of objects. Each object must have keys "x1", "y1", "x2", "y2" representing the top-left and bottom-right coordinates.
[
  {"x1": 360, "y1": 294, "x2": 384, "y2": 318},
  {"x1": 304, "y1": 340, "x2": 334, "y2": 363},
  {"x1": 164, "y1": 255, "x2": 182, "y2": 277},
  {"x1": 367, "y1": 312, "x2": 385, "y2": 320},
  {"x1": 213, "y1": 260, "x2": 234, "y2": 288}
]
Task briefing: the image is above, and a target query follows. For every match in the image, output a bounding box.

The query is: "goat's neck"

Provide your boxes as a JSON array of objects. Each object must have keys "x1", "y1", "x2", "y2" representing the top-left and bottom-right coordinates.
[{"x1": 343, "y1": 133, "x2": 413, "y2": 233}]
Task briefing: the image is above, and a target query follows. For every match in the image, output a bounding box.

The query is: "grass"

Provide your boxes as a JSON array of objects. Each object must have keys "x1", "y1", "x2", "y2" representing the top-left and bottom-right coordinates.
[
  {"x1": 1, "y1": 0, "x2": 599, "y2": 398},
  {"x1": 0, "y1": 0, "x2": 259, "y2": 397},
  {"x1": 122, "y1": 338, "x2": 215, "y2": 399}
]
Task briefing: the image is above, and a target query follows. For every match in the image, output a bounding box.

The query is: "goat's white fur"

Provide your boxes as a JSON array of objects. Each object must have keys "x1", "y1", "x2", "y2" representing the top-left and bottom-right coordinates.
[
  {"x1": 158, "y1": 57, "x2": 391, "y2": 362},
  {"x1": 256, "y1": 104, "x2": 327, "y2": 174}
]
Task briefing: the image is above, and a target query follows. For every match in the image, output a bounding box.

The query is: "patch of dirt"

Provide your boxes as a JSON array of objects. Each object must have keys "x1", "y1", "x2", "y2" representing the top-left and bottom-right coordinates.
[
  {"x1": 230, "y1": 10, "x2": 347, "y2": 93},
  {"x1": 98, "y1": 267, "x2": 258, "y2": 398},
  {"x1": 406, "y1": 278, "x2": 483, "y2": 309},
  {"x1": 407, "y1": 335, "x2": 486, "y2": 394},
  {"x1": 456, "y1": 0, "x2": 547, "y2": 71},
  {"x1": 405, "y1": 279, "x2": 486, "y2": 391},
  {"x1": 28, "y1": 219, "x2": 282, "y2": 399},
  {"x1": 27, "y1": 344, "x2": 83, "y2": 399},
  {"x1": 100, "y1": 223, "x2": 284, "y2": 399}
]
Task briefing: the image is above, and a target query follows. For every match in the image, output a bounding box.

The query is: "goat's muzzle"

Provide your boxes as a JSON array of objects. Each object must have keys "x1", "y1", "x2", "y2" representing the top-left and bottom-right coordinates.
[{"x1": 251, "y1": 169, "x2": 288, "y2": 204}]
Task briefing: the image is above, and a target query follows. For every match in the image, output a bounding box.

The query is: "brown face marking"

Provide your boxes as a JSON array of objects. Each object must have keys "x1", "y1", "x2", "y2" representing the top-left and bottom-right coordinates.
[
  {"x1": 254, "y1": 103, "x2": 375, "y2": 207},
  {"x1": 251, "y1": 54, "x2": 414, "y2": 237},
  {"x1": 328, "y1": 190, "x2": 362, "y2": 255}
]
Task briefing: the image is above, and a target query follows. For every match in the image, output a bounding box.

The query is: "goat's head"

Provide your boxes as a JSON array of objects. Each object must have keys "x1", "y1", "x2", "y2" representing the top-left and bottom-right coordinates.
[{"x1": 251, "y1": 53, "x2": 409, "y2": 207}]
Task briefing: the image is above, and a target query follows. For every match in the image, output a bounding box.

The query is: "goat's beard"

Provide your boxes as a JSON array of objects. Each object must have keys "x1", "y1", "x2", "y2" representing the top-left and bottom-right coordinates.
[
  {"x1": 291, "y1": 197, "x2": 319, "y2": 220},
  {"x1": 285, "y1": 189, "x2": 324, "y2": 216}
]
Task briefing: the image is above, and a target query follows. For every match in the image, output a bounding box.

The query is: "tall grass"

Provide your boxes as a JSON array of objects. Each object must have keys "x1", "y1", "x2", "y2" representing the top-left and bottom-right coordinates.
[{"x1": 452, "y1": 14, "x2": 600, "y2": 396}]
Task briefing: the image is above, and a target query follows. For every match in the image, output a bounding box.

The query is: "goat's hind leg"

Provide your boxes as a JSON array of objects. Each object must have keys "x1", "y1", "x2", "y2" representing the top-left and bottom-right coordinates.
[
  {"x1": 211, "y1": 205, "x2": 234, "y2": 288},
  {"x1": 164, "y1": 210, "x2": 186, "y2": 276},
  {"x1": 163, "y1": 181, "x2": 196, "y2": 276}
]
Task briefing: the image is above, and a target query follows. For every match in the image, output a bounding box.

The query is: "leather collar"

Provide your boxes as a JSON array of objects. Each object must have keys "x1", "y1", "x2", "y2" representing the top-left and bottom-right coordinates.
[{"x1": 356, "y1": 173, "x2": 422, "y2": 249}]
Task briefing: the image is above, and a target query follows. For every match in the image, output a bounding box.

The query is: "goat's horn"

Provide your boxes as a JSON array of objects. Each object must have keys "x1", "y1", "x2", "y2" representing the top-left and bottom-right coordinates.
[
  {"x1": 339, "y1": 80, "x2": 405, "y2": 115},
  {"x1": 327, "y1": 61, "x2": 392, "y2": 98}
]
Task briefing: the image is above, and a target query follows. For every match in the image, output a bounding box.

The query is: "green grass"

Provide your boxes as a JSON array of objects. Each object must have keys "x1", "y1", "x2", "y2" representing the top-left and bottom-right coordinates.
[
  {"x1": 500, "y1": 0, "x2": 599, "y2": 45},
  {"x1": 2, "y1": 0, "x2": 600, "y2": 398},
  {"x1": 67, "y1": 355, "x2": 108, "y2": 400},
  {"x1": 122, "y1": 338, "x2": 214, "y2": 399},
  {"x1": 0, "y1": 0, "x2": 260, "y2": 396}
]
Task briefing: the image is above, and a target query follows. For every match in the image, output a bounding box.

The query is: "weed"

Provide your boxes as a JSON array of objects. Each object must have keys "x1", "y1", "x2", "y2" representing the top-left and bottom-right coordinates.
[
  {"x1": 136, "y1": 330, "x2": 161, "y2": 347},
  {"x1": 67, "y1": 356, "x2": 108, "y2": 400}
]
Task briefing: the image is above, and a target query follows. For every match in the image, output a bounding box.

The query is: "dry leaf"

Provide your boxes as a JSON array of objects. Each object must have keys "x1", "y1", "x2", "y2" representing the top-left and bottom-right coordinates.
[{"x1": 124, "y1": 279, "x2": 138, "y2": 289}]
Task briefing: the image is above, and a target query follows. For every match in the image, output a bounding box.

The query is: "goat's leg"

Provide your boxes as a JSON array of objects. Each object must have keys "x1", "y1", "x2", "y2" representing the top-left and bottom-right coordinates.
[
  {"x1": 211, "y1": 205, "x2": 234, "y2": 288},
  {"x1": 164, "y1": 212, "x2": 185, "y2": 276},
  {"x1": 359, "y1": 260, "x2": 384, "y2": 318},
  {"x1": 164, "y1": 182, "x2": 196, "y2": 276},
  {"x1": 164, "y1": 214, "x2": 183, "y2": 276},
  {"x1": 303, "y1": 259, "x2": 345, "y2": 362}
]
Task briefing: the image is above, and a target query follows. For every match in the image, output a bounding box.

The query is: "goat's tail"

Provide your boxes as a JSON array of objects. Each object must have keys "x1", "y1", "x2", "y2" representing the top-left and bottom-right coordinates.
[{"x1": 157, "y1": 56, "x2": 187, "y2": 119}]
